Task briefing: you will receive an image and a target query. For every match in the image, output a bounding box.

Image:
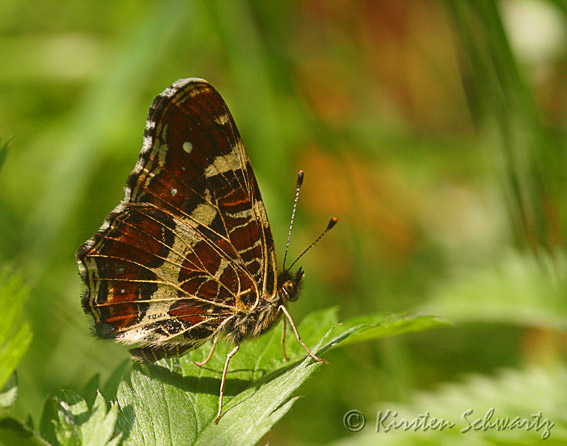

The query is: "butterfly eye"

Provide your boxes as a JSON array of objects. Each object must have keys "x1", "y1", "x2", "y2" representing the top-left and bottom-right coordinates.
[
  {"x1": 283, "y1": 280, "x2": 299, "y2": 302},
  {"x1": 282, "y1": 280, "x2": 293, "y2": 295}
]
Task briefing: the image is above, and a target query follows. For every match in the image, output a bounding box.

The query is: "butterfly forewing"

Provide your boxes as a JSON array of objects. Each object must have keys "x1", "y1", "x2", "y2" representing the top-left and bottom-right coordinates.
[{"x1": 77, "y1": 79, "x2": 278, "y2": 357}]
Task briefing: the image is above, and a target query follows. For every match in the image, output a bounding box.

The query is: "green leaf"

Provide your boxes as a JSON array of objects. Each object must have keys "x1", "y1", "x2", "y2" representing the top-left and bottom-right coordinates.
[
  {"x1": 53, "y1": 392, "x2": 82, "y2": 446},
  {"x1": 39, "y1": 391, "x2": 59, "y2": 445},
  {"x1": 0, "y1": 374, "x2": 18, "y2": 411},
  {"x1": 326, "y1": 313, "x2": 450, "y2": 349},
  {"x1": 0, "y1": 375, "x2": 46, "y2": 446},
  {"x1": 0, "y1": 417, "x2": 50, "y2": 446},
  {"x1": 423, "y1": 251, "x2": 567, "y2": 329},
  {"x1": 116, "y1": 308, "x2": 443, "y2": 445},
  {"x1": 80, "y1": 392, "x2": 121, "y2": 446},
  {"x1": 101, "y1": 361, "x2": 130, "y2": 402},
  {"x1": 41, "y1": 390, "x2": 120, "y2": 446},
  {"x1": 0, "y1": 270, "x2": 33, "y2": 389}
]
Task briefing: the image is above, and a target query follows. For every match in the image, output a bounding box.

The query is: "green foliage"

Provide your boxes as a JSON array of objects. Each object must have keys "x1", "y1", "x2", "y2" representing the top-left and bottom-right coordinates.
[
  {"x1": 32, "y1": 390, "x2": 120, "y2": 446},
  {"x1": 446, "y1": 0, "x2": 562, "y2": 248},
  {"x1": 424, "y1": 251, "x2": 567, "y2": 329},
  {"x1": 0, "y1": 309, "x2": 442, "y2": 445},
  {"x1": 0, "y1": 419, "x2": 49, "y2": 446},
  {"x1": 0, "y1": 354, "x2": 45, "y2": 446},
  {"x1": 0, "y1": 375, "x2": 18, "y2": 413},
  {"x1": 47, "y1": 391, "x2": 120, "y2": 446},
  {"x1": 336, "y1": 313, "x2": 450, "y2": 348},
  {"x1": 0, "y1": 270, "x2": 32, "y2": 390}
]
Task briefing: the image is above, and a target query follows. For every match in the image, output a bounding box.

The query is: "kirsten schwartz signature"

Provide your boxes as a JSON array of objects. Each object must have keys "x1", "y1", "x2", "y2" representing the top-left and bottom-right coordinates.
[
  {"x1": 344, "y1": 408, "x2": 554, "y2": 439},
  {"x1": 460, "y1": 408, "x2": 554, "y2": 439}
]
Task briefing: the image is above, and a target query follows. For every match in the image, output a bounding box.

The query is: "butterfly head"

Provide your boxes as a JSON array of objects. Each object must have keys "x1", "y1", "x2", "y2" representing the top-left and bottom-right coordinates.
[{"x1": 278, "y1": 267, "x2": 304, "y2": 303}]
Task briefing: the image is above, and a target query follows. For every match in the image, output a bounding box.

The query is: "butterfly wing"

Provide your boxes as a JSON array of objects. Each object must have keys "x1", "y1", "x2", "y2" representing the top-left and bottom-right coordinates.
[{"x1": 77, "y1": 79, "x2": 278, "y2": 359}]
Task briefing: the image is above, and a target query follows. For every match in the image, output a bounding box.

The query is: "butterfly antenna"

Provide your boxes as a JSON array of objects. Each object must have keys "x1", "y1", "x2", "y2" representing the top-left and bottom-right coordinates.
[
  {"x1": 282, "y1": 171, "x2": 304, "y2": 270},
  {"x1": 287, "y1": 217, "x2": 338, "y2": 272}
]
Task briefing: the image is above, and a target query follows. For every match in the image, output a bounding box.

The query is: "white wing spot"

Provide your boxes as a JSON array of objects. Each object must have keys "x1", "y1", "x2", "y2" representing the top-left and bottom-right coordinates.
[
  {"x1": 170, "y1": 188, "x2": 178, "y2": 196},
  {"x1": 183, "y1": 141, "x2": 193, "y2": 153},
  {"x1": 215, "y1": 113, "x2": 230, "y2": 125},
  {"x1": 141, "y1": 135, "x2": 152, "y2": 154}
]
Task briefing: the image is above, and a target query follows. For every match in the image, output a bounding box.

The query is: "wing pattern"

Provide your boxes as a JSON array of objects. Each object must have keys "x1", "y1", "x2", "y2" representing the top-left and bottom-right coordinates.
[{"x1": 77, "y1": 79, "x2": 278, "y2": 359}]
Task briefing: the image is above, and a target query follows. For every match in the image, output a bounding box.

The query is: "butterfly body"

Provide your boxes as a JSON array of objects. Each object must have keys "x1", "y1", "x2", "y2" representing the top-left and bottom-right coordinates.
[{"x1": 223, "y1": 268, "x2": 304, "y2": 341}]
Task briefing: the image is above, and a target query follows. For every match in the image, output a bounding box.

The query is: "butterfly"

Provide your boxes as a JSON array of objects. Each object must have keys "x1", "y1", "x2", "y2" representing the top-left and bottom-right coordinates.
[{"x1": 76, "y1": 78, "x2": 337, "y2": 423}]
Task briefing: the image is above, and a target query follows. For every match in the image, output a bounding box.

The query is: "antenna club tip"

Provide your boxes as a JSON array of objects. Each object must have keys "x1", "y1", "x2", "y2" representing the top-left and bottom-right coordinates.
[
  {"x1": 297, "y1": 170, "x2": 304, "y2": 187},
  {"x1": 327, "y1": 217, "x2": 339, "y2": 230}
]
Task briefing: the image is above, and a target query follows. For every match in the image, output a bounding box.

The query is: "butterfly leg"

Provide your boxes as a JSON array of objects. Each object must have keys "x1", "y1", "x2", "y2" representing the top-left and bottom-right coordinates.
[
  {"x1": 193, "y1": 334, "x2": 220, "y2": 367},
  {"x1": 281, "y1": 317, "x2": 289, "y2": 361},
  {"x1": 279, "y1": 305, "x2": 327, "y2": 363},
  {"x1": 214, "y1": 343, "x2": 240, "y2": 424}
]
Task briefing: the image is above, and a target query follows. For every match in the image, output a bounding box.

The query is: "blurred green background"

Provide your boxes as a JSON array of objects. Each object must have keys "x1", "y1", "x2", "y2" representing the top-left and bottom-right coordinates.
[{"x1": 0, "y1": 0, "x2": 565, "y2": 444}]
